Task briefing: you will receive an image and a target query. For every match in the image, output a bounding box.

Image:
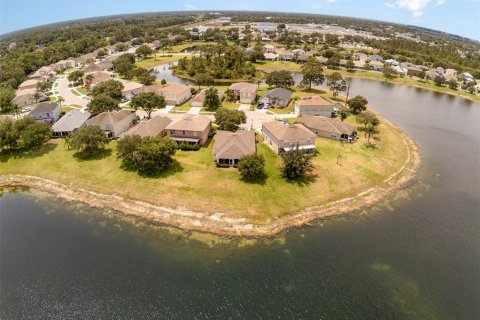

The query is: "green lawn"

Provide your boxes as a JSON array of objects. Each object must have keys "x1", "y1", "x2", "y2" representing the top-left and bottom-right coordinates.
[
  {"x1": 134, "y1": 55, "x2": 189, "y2": 69},
  {"x1": 0, "y1": 115, "x2": 410, "y2": 225},
  {"x1": 172, "y1": 99, "x2": 191, "y2": 112}
]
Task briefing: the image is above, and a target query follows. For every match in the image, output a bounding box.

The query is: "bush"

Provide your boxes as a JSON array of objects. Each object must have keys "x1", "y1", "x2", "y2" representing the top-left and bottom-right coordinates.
[
  {"x1": 281, "y1": 147, "x2": 315, "y2": 179},
  {"x1": 0, "y1": 117, "x2": 51, "y2": 151},
  {"x1": 178, "y1": 141, "x2": 200, "y2": 151},
  {"x1": 238, "y1": 154, "x2": 266, "y2": 181}
]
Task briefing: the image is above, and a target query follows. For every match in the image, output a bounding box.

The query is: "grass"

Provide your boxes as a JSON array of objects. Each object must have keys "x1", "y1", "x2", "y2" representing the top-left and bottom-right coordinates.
[
  {"x1": 172, "y1": 99, "x2": 191, "y2": 112},
  {"x1": 134, "y1": 55, "x2": 189, "y2": 69},
  {"x1": 76, "y1": 87, "x2": 88, "y2": 95},
  {"x1": 0, "y1": 116, "x2": 409, "y2": 225}
]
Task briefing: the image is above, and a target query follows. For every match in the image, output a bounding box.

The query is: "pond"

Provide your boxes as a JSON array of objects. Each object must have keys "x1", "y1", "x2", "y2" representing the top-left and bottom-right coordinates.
[{"x1": 1, "y1": 78, "x2": 479, "y2": 319}]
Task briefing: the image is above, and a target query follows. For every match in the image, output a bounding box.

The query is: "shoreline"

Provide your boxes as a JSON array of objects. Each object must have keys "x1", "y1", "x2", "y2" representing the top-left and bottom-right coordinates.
[{"x1": 0, "y1": 118, "x2": 421, "y2": 237}]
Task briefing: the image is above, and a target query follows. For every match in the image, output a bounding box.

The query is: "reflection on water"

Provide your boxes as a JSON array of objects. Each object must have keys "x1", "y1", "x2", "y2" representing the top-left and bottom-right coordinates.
[{"x1": 1, "y1": 78, "x2": 479, "y2": 319}]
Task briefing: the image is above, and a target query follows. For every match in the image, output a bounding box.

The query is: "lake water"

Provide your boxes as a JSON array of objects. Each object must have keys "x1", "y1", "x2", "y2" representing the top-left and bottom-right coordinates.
[{"x1": 1, "y1": 78, "x2": 479, "y2": 319}]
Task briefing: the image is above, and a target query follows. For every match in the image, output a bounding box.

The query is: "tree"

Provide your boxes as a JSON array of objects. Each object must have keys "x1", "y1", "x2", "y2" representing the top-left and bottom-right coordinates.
[
  {"x1": 434, "y1": 75, "x2": 445, "y2": 86},
  {"x1": 382, "y1": 65, "x2": 396, "y2": 81},
  {"x1": 300, "y1": 57, "x2": 325, "y2": 89},
  {"x1": 0, "y1": 86, "x2": 15, "y2": 113},
  {"x1": 356, "y1": 111, "x2": 379, "y2": 129},
  {"x1": 68, "y1": 70, "x2": 85, "y2": 85},
  {"x1": 347, "y1": 95, "x2": 368, "y2": 114},
  {"x1": 113, "y1": 53, "x2": 136, "y2": 78},
  {"x1": 69, "y1": 125, "x2": 109, "y2": 156},
  {"x1": 36, "y1": 81, "x2": 51, "y2": 93},
  {"x1": 338, "y1": 107, "x2": 350, "y2": 121},
  {"x1": 117, "y1": 135, "x2": 177, "y2": 175},
  {"x1": 57, "y1": 96, "x2": 65, "y2": 106},
  {"x1": 215, "y1": 108, "x2": 246, "y2": 131},
  {"x1": 0, "y1": 118, "x2": 18, "y2": 149},
  {"x1": 87, "y1": 94, "x2": 120, "y2": 115},
  {"x1": 238, "y1": 154, "x2": 266, "y2": 181},
  {"x1": 134, "y1": 67, "x2": 156, "y2": 85},
  {"x1": 195, "y1": 73, "x2": 214, "y2": 88},
  {"x1": 447, "y1": 79, "x2": 458, "y2": 90},
  {"x1": 136, "y1": 45, "x2": 153, "y2": 59},
  {"x1": 84, "y1": 74, "x2": 94, "y2": 88},
  {"x1": 326, "y1": 72, "x2": 347, "y2": 98},
  {"x1": 266, "y1": 70, "x2": 294, "y2": 88},
  {"x1": 326, "y1": 56, "x2": 340, "y2": 69},
  {"x1": 346, "y1": 59, "x2": 355, "y2": 71},
  {"x1": 325, "y1": 34, "x2": 340, "y2": 46},
  {"x1": 203, "y1": 87, "x2": 221, "y2": 111},
  {"x1": 90, "y1": 80, "x2": 124, "y2": 101},
  {"x1": 160, "y1": 79, "x2": 167, "y2": 86},
  {"x1": 281, "y1": 147, "x2": 315, "y2": 179},
  {"x1": 131, "y1": 92, "x2": 165, "y2": 119},
  {"x1": 0, "y1": 117, "x2": 51, "y2": 150},
  {"x1": 365, "y1": 124, "x2": 380, "y2": 144}
]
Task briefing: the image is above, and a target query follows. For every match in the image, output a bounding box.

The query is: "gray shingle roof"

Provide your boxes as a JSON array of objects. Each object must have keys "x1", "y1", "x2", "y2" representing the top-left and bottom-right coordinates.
[
  {"x1": 297, "y1": 115, "x2": 356, "y2": 136},
  {"x1": 30, "y1": 102, "x2": 60, "y2": 115},
  {"x1": 52, "y1": 109, "x2": 91, "y2": 132},
  {"x1": 260, "y1": 88, "x2": 292, "y2": 103},
  {"x1": 213, "y1": 130, "x2": 256, "y2": 160}
]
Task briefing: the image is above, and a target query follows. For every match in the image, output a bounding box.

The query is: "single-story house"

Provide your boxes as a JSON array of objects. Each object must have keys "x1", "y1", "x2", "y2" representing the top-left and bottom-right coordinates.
[
  {"x1": 436, "y1": 67, "x2": 445, "y2": 75},
  {"x1": 460, "y1": 72, "x2": 474, "y2": 82},
  {"x1": 294, "y1": 96, "x2": 335, "y2": 117},
  {"x1": 29, "y1": 66, "x2": 55, "y2": 80},
  {"x1": 407, "y1": 66, "x2": 424, "y2": 77},
  {"x1": 263, "y1": 44, "x2": 275, "y2": 53},
  {"x1": 229, "y1": 82, "x2": 258, "y2": 104},
  {"x1": 291, "y1": 48, "x2": 305, "y2": 55},
  {"x1": 52, "y1": 109, "x2": 91, "y2": 137},
  {"x1": 54, "y1": 59, "x2": 76, "y2": 71},
  {"x1": 385, "y1": 59, "x2": 399, "y2": 67},
  {"x1": 157, "y1": 84, "x2": 192, "y2": 105},
  {"x1": 264, "y1": 52, "x2": 278, "y2": 61},
  {"x1": 119, "y1": 116, "x2": 172, "y2": 139},
  {"x1": 13, "y1": 89, "x2": 47, "y2": 106},
  {"x1": 86, "y1": 110, "x2": 136, "y2": 138},
  {"x1": 426, "y1": 69, "x2": 439, "y2": 80},
  {"x1": 297, "y1": 115, "x2": 356, "y2": 141},
  {"x1": 368, "y1": 54, "x2": 383, "y2": 62},
  {"x1": 369, "y1": 61, "x2": 384, "y2": 71},
  {"x1": 76, "y1": 52, "x2": 97, "y2": 66},
  {"x1": 190, "y1": 89, "x2": 224, "y2": 108},
  {"x1": 262, "y1": 121, "x2": 316, "y2": 155},
  {"x1": 165, "y1": 115, "x2": 211, "y2": 146},
  {"x1": 353, "y1": 60, "x2": 365, "y2": 69},
  {"x1": 29, "y1": 102, "x2": 61, "y2": 124},
  {"x1": 120, "y1": 80, "x2": 144, "y2": 100},
  {"x1": 259, "y1": 88, "x2": 292, "y2": 108},
  {"x1": 445, "y1": 69, "x2": 458, "y2": 77},
  {"x1": 212, "y1": 130, "x2": 256, "y2": 166},
  {"x1": 18, "y1": 79, "x2": 40, "y2": 90},
  {"x1": 84, "y1": 71, "x2": 113, "y2": 89},
  {"x1": 316, "y1": 56, "x2": 328, "y2": 64},
  {"x1": 277, "y1": 48, "x2": 294, "y2": 61},
  {"x1": 83, "y1": 63, "x2": 104, "y2": 73},
  {"x1": 353, "y1": 52, "x2": 368, "y2": 61},
  {"x1": 96, "y1": 60, "x2": 114, "y2": 71}
]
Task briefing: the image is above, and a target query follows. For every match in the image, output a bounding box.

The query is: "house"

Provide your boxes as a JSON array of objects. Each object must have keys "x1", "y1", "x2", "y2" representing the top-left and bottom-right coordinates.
[
  {"x1": 445, "y1": 69, "x2": 458, "y2": 77},
  {"x1": 165, "y1": 115, "x2": 211, "y2": 146},
  {"x1": 83, "y1": 63, "x2": 104, "y2": 73},
  {"x1": 262, "y1": 121, "x2": 316, "y2": 155},
  {"x1": 18, "y1": 79, "x2": 40, "y2": 90},
  {"x1": 426, "y1": 69, "x2": 439, "y2": 80},
  {"x1": 436, "y1": 67, "x2": 445, "y2": 75},
  {"x1": 460, "y1": 72, "x2": 474, "y2": 82},
  {"x1": 297, "y1": 53, "x2": 312, "y2": 63},
  {"x1": 294, "y1": 96, "x2": 335, "y2": 117},
  {"x1": 353, "y1": 60, "x2": 365, "y2": 69},
  {"x1": 392, "y1": 66, "x2": 407, "y2": 75},
  {"x1": 119, "y1": 116, "x2": 172, "y2": 138},
  {"x1": 157, "y1": 84, "x2": 192, "y2": 105},
  {"x1": 13, "y1": 89, "x2": 46, "y2": 106},
  {"x1": 316, "y1": 56, "x2": 328, "y2": 65},
  {"x1": 259, "y1": 88, "x2": 292, "y2": 108},
  {"x1": 385, "y1": 59, "x2": 399, "y2": 67},
  {"x1": 77, "y1": 52, "x2": 97, "y2": 66},
  {"x1": 29, "y1": 66, "x2": 55, "y2": 80},
  {"x1": 212, "y1": 130, "x2": 256, "y2": 166},
  {"x1": 52, "y1": 109, "x2": 91, "y2": 137},
  {"x1": 86, "y1": 110, "x2": 136, "y2": 138},
  {"x1": 277, "y1": 48, "x2": 294, "y2": 61},
  {"x1": 263, "y1": 44, "x2": 275, "y2": 53},
  {"x1": 297, "y1": 115, "x2": 356, "y2": 141},
  {"x1": 291, "y1": 48, "x2": 305, "y2": 55},
  {"x1": 353, "y1": 52, "x2": 368, "y2": 61},
  {"x1": 190, "y1": 89, "x2": 224, "y2": 108},
  {"x1": 84, "y1": 71, "x2": 113, "y2": 89},
  {"x1": 54, "y1": 59, "x2": 76, "y2": 71},
  {"x1": 369, "y1": 60, "x2": 384, "y2": 71},
  {"x1": 96, "y1": 60, "x2": 114, "y2": 71},
  {"x1": 407, "y1": 66, "x2": 424, "y2": 77},
  {"x1": 264, "y1": 52, "x2": 278, "y2": 61},
  {"x1": 120, "y1": 80, "x2": 144, "y2": 100},
  {"x1": 29, "y1": 102, "x2": 61, "y2": 124},
  {"x1": 229, "y1": 82, "x2": 258, "y2": 104},
  {"x1": 367, "y1": 54, "x2": 383, "y2": 62}
]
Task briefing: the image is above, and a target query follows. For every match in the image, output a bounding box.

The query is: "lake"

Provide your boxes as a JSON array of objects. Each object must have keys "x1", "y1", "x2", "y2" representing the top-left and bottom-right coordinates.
[{"x1": 1, "y1": 78, "x2": 479, "y2": 319}]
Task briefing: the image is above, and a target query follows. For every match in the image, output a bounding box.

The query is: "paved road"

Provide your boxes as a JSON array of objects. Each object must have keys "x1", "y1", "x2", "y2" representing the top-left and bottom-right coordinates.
[{"x1": 57, "y1": 75, "x2": 90, "y2": 108}]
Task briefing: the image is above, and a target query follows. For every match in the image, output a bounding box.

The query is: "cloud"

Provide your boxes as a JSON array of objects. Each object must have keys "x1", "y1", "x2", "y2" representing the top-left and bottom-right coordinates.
[
  {"x1": 184, "y1": 3, "x2": 196, "y2": 10},
  {"x1": 313, "y1": 4, "x2": 323, "y2": 8},
  {"x1": 385, "y1": 0, "x2": 446, "y2": 17}
]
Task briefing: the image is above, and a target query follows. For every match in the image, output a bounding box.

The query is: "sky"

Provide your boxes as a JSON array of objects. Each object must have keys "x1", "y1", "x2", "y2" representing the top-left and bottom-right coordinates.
[{"x1": 0, "y1": 0, "x2": 479, "y2": 40}]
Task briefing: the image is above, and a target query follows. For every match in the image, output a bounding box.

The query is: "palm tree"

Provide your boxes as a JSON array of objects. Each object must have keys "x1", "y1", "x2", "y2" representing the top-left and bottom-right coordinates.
[
  {"x1": 365, "y1": 124, "x2": 379, "y2": 145},
  {"x1": 57, "y1": 96, "x2": 65, "y2": 106},
  {"x1": 84, "y1": 74, "x2": 94, "y2": 89}
]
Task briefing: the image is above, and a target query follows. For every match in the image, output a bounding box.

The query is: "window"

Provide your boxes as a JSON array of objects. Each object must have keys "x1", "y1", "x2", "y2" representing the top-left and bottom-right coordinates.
[
  {"x1": 182, "y1": 130, "x2": 186, "y2": 135},
  {"x1": 171, "y1": 130, "x2": 175, "y2": 134},
  {"x1": 284, "y1": 141, "x2": 289, "y2": 146},
  {"x1": 307, "y1": 139, "x2": 311, "y2": 143},
  {"x1": 331, "y1": 134, "x2": 337, "y2": 138},
  {"x1": 193, "y1": 131, "x2": 198, "y2": 137}
]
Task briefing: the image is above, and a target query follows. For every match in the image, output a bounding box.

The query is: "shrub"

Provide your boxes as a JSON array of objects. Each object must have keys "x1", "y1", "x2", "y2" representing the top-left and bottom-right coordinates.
[{"x1": 238, "y1": 154, "x2": 266, "y2": 181}]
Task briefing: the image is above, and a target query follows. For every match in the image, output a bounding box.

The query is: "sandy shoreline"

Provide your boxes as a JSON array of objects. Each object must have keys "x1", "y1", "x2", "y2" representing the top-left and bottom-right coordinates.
[{"x1": 0, "y1": 118, "x2": 420, "y2": 237}]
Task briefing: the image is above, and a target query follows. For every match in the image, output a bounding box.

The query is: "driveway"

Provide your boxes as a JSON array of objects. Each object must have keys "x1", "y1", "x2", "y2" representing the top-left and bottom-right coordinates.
[
  {"x1": 187, "y1": 106, "x2": 201, "y2": 114},
  {"x1": 57, "y1": 76, "x2": 90, "y2": 107}
]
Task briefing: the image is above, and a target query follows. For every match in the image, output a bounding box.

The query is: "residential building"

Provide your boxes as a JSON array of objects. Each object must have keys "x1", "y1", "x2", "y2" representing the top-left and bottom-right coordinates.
[
  {"x1": 84, "y1": 71, "x2": 113, "y2": 89},
  {"x1": 369, "y1": 61, "x2": 384, "y2": 71},
  {"x1": 190, "y1": 89, "x2": 224, "y2": 108},
  {"x1": 96, "y1": 60, "x2": 114, "y2": 71},
  {"x1": 297, "y1": 115, "x2": 356, "y2": 141},
  {"x1": 367, "y1": 54, "x2": 383, "y2": 62},
  {"x1": 86, "y1": 110, "x2": 136, "y2": 138},
  {"x1": 277, "y1": 48, "x2": 294, "y2": 61},
  {"x1": 264, "y1": 52, "x2": 278, "y2": 61},
  {"x1": 83, "y1": 63, "x2": 104, "y2": 73},
  {"x1": 157, "y1": 84, "x2": 192, "y2": 105},
  {"x1": 262, "y1": 121, "x2": 316, "y2": 155},
  {"x1": 259, "y1": 88, "x2": 292, "y2": 108},
  {"x1": 52, "y1": 109, "x2": 91, "y2": 137},
  {"x1": 18, "y1": 79, "x2": 40, "y2": 90},
  {"x1": 119, "y1": 116, "x2": 172, "y2": 138},
  {"x1": 29, "y1": 102, "x2": 61, "y2": 124},
  {"x1": 316, "y1": 56, "x2": 328, "y2": 64},
  {"x1": 212, "y1": 130, "x2": 256, "y2": 166},
  {"x1": 120, "y1": 80, "x2": 144, "y2": 100},
  {"x1": 353, "y1": 52, "x2": 368, "y2": 61},
  {"x1": 353, "y1": 60, "x2": 365, "y2": 69},
  {"x1": 54, "y1": 59, "x2": 76, "y2": 71},
  {"x1": 294, "y1": 96, "x2": 335, "y2": 117},
  {"x1": 165, "y1": 115, "x2": 211, "y2": 145},
  {"x1": 13, "y1": 89, "x2": 47, "y2": 106},
  {"x1": 263, "y1": 44, "x2": 275, "y2": 53},
  {"x1": 407, "y1": 66, "x2": 424, "y2": 77},
  {"x1": 229, "y1": 82, "x2": 258, "y2": 104}
]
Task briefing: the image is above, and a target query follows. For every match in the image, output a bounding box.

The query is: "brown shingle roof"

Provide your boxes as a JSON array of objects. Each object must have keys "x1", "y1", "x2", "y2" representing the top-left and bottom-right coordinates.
[
  {"x1": 297, "y1": 115, "x2": 356, "y2": 136},
  {"x1": 262, "y1": 121, "x2": 316, "y2": 140},
  {"x1": 213, "y1": 130, "x2": 256, "y2": 159},
  {"x1": 86, "y1": 110, "x2": 135, "y2": 125},
  {"x1": 229, "y1": 82, "x2": 257, "y2": 93},
  {"x1": 296, "y1": 96, "x2": 334, "y2": 106},
  {"x1": 158, "y1": 84, "x2": 191, "y2": 94},
  {"x1": 119, "y1": 116, "x2": 172, "y2": 138},
  {"x1": 166, "y1": 115, "x2": 211, "y2": 132}
]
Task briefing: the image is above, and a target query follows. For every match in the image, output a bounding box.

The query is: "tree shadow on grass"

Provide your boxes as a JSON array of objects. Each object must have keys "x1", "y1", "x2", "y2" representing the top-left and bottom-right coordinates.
[
  {"x1": 298, "y1": 87, "x2": 327, "y2": 95},
  {"x1": 240, "y1": 174, "x2": 267, "y2": 186},
  {"x1": 73, "y1": 148, "x2": 112, "y2": 161},
  {"x1": 0, "y1": 142, "x2": 57, "y2": 162},
  {"x1": 284, "y1": 173, "x2": 318, "y2": 187}
]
